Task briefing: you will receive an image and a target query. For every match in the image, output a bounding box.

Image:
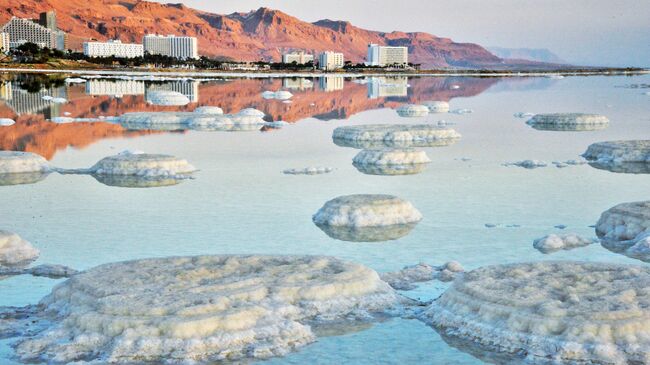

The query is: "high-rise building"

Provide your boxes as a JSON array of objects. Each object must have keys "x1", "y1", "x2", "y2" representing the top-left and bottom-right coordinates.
[
  {"x1": 83, "y1": 40, "x2": 144, "y2": 58},
  {"x1": 143, "y1": 34, "x2": 198, "y2": 60},
  {"x1": 367, "y1": 77, "x2": 408, "y2": 99},
  {"x1": 319, "y1": 76, "x2": 344, "y2": 92},
  {"x1": 86, "y1": 80, "x2": 145, "y2": 96},
  {"x1": 318, "y1": 51, "x2": 344, "y2": 71},
  {"x1": 366, "y1": 44, "x2": 409, "y2": 67},
  {"x1": 38, "y1": 11, "x2": 57, "y2": 32},
  {"x1": 0, "y1": 17, "x2": 64, "y2": 50},
  {"x1": 282, "y1": 51, "x2": 314, "y2": 64},
  {"x1": 0, "y1": 32, "x2": 9, "y2": 53}
]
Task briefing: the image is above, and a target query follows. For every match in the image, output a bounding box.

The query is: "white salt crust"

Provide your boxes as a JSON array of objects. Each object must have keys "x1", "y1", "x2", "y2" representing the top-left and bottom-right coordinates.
[
  {"x1": 0, "y1": 151, "x2": 49, "y2": 174},
  {"x1": 313, "y1": 194, "x2": 423, "y2": 228},
  {"x1": 503, "y1": 160, "x2": 548, "y2": 169},
  {"x1": 0, "y1": 118, "x2": 15, "y2": 126},
  {"x1": 596, "y1": 201, "x2": 650, "y2": 254},
  {"x1": 89, "y1": 151, "x2": 196, "y2": 177},
  {"x1": 532, "y1": 233, "x2": 595, "y2": 254},
  {"x1": 146, "y1": 90, "x2": 190, "y2": 106},
  {"x1": 193, "y1": 106, "x2": 223, "y2": 115},
  {"x1": 381, "y1": 261, "x2": 464, "y2": 290},
  {"x1": 0, "y1": 230, "x2": 39, "y2": 267},
  {"x1": 513, "y1": 112, "x2": 535, "y2": 118},
  {"x1": 420, "y1": 261, "x2": 650, "y2": 365},
  {"x1": 282, "y1": 167, "x2": 334, "y2": 175},
  {"x1": 582, "y1": 140, "x2": 650, "y2": 164},
  {"x1": 119, "y1": 108, "x2": 266, "y2": 130},
  {"x1": 396, "y1": 104, "x2": 430, "y2": 117},
  {"x1": 13, "y1": 255, "x2": 403, "y2": 364},
  {"x1": 332, "y1": 124, "x2": 461, "y2": 149},
  {"x1": 526, "y1": 113, "x2": 609, "y2": 131},
  {"x1": 352, "y1": 149, "x2": 431, "y2": 166},
  {"x1": 423, "y1": 101, "x2": 450, "y2": 113},
  {"x1": 262, "y1": 90, "x2": 293, "y2": 100}
]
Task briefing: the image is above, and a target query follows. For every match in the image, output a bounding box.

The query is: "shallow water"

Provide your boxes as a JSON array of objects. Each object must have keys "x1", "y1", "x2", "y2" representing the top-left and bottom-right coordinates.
[{"x1": 0, "y1": 73, "x2": 648, "y2": 364}]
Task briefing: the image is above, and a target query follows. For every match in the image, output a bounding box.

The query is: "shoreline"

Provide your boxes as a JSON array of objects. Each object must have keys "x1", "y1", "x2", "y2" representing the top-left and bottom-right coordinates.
[{"x1": 0, "y1": 67, "x2": 648, "y2": 79}]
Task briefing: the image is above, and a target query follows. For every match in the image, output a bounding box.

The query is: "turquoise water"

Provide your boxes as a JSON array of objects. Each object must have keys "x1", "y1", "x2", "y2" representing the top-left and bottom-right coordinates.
[{"x1": 0, "y1": 73, "x2": 648, "y2": 364}]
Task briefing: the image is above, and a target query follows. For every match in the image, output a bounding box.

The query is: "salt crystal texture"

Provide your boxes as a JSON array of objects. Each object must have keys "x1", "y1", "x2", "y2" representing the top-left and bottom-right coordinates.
[
  {"x1": 420, "y1": 261, "x2": 650, "y2": 364},
  {"x1": 396, "y1": 104, "x2": 430, "y2": 117},
  {"x1": 423, "y1": 101, "x2": 450, "y2": 113},
  {"x1": 526, "y1": 113, "x2": 609, "y2": 131},
  {"x1": 283, "y1": 167, "x2": 334, "y2": 175},
  {"x1": 146, "y1": 90, "x2": 190, "y2": 106},
  {"x1": 333, "y1": 124, "x2": 461, "y2": 149},
  {"x1": 0, "y1": 151, "x2": 49, "y2": 174},
  {"x1": 89, "y1": 151, "x2": 196, "y2": 177},
  {"x1": 0, "y1": 230, "x2": 39, "y2": 267},
  {"x1": 193, "y1": 106, "x2": 223, "y2": 115},
  {"x1": 583, "y1": 140, "x2": 650, "y2": 164},
  {"x1": 381, "y1": 261, "x2": 464, "y2": 290},
  {"x1": 532, "y1": 233, "x2": 595, "y2": 254},
  {"x1": 13, "y1": 255, "x2": 403, "y2": 363},
  {"x1": 596, "y1": 201, "x2": 650, "y2": 261}
]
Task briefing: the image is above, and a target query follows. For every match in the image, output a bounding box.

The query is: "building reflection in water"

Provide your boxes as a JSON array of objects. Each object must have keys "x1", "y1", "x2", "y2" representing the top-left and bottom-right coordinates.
[
  {"x1": 1, "y1": 81, "x2": 67, "y2": 119},
  {"x1": 145, "y1": 80, "x2": 200, "y2": 103},
  {"x1": 86, "y1": 80, "x2": 145, "y2": 97},
  {"x1": 282, "y1": 78, "x2": 314, "y2": 90},
  {"x1": 367, "y1": 77, "x2": 408, "y2": 99},
  {"x1": 319, "y1": 76, "x2": 344, "y2": 92}
]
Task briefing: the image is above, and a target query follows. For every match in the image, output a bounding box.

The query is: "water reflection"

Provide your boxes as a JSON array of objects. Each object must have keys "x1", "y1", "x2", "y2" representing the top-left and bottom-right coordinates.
[
  {"x1": 0, "y1": 171, "x2": 49, "y2": 186},
  {"x1": 588, "y1": 161, "x2": 650, "y2": 174},
  {"x1": 315, "y1": 222, "x2": 419, "y2": 242},
  {"x1": 0, "y1": 75, "x2": 549, "y2": 159},
  {"x1": 91, "y1": 174, "x2": 184, "y2": 188}
]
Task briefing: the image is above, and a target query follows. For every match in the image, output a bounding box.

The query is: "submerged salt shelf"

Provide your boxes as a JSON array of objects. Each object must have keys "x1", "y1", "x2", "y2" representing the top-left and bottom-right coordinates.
[
  {"x1": 532, "y1": 233, "x2": 595, "y2": 254},
  {"x1": 526, "y1": 113, "x2": 609, "y2": 131},
  {"x1": 283, "y1": 167, "x2": 334, "y2": 175},
  {"x1": 503, "y1": 160, "x2": 548, "y2": 169},
  {"x1": 422, "y1": 101, "x2": 450, "y2": 113},
  {"x1": 420, "y1": 261, "x2": 650, "y2": 364},
  {"x1": 332, "y1": 124, "x2": 461, "y2": 149},
  {"x1": 396, "y1": 104, "x2": 430, "y2": 117},
  {"x1": 0, "y1": 151, "x2": 49, "y2": 174},
  {"x1": 10, "y1": 255, "x2": 404, "y2": 364},
  {"x1": 146, "y1": 90, "x2": 191, "y2": 106},
  {"x1": 0, "y1": 230, "x2": 39, "y2": 267},
  {"x1": 313, "y1": 195, "x2": 422, "y2": 242},
  {"x1": 381, "y1": 261, "x2": 464, "y2": 290},
  {"x1": 352, "y1": 149, "x2": 431, "y2": 176}
]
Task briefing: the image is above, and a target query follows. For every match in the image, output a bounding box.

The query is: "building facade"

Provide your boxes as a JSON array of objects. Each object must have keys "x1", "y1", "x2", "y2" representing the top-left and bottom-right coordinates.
[
  {"x1": 0, "y1": 32, "x2": 9, "y2": 53},
  {"x1": 83, "y1": 40, "x2": 144, "y2": 58},
  {"x1": 143, "y1": 34, "x2": 198, "y2": 60},
  {"x1": 366, "y1": 44, "x2": 409, "y2": 66},
  {"x1": 86, "y1": 80, "x2": 145, "y2": 96},
  {"x1": 282, "y1": 51, "x2": 314, "y2": 64},
  {"x1": 38, "y1": 11, "x2": 57, "y2": 31},
  {"x1": 0, "y1": 17, "x2": 63, "y2": 50},
  {"x1": 318, "y1": 51, "x2": 344, "y2": 71}
]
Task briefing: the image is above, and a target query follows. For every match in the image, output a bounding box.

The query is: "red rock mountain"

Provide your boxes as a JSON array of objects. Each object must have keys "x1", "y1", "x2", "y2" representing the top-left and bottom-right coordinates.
[{"x1": 0, "y1": 0, "x2": 504, "y2": 68}]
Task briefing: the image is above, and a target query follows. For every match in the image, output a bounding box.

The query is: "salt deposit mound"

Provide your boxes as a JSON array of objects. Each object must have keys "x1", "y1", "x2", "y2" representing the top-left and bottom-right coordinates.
[
  {"x1": 262, "y1": 90, "x2": 293, "y2": 100},
  {"x1": 596, "y1": 200, "x2": 650, "y2": 251},
  {"x1": 313, "y1": 195, "x2": 422, "y2": 242},
  {"x1": 13, "y1": 255, "x2": 403, "y2": 363},
  {"x1": 332, "y1": 124, "x2": 461, "y2": 149},
  {"x1": 352, "y1": 149, "x2": 431, "y2": 176},
  {"x1": 532, "y1": 233, "x2": 595, "y2": 254},
  {"x1": 0, "y1": 230, "x2": 39, "y2": 267},
  {"x1": 423, "y1": 101, "x2": 450, "y2": 113},
  {"x1": 381, "y1": 261, "x2": 464, "y2": 290},
  {"x1": 396, "y1": 104, "x2": 429, "y2": 117},
  {"x1": 193, "y1": 106, "x2": 223, "y2": 115},
  {"x1": 238, "y1": 108, "x2": 265, "y2": 117},
  {"x1": 526, "y1": 113, "x2": 609, "y2": 132},
  {"x1": 583, "y1": 140, "x2": 650, "y2": 165},
  {"x1": 146, "y1": 90, "x2": 190, "y2": 106},
  {"x1": 89, "y1": 151, "x2": 196, "y2": 177},
  {"x1": 0, "y1": 151, "x2": 49, "y2": 174},
  {"x1": 420, "y1": 261, "x2": 650, "y2": 364},
  {"x1": 283, "y1": 167, "x2": 334, "y2": 175},
  {"x1": 0, "y1": 118, "x2": 15, "y2": 126}
]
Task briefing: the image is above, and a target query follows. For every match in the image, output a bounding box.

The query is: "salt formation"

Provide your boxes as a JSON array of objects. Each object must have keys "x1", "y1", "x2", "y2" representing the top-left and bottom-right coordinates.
[
  {"x1": 381, "y1": 261, "x2": 464, "y2": 290},
  {"x1": 238, "y1": 108, "x2": 265, "y2": 117},
  {"x1": 313, "y1": 195, "x2": 422, "y2": 242},
  {"x1": 526, "y1": 113, "x2": 609, "y2": 131},
  {"x1": 87, "y1": 151, "x2": 196, "y2": 178},
  {"x1": 0, "y1": 230, "x2": 39, "y2": 267},
  {"x1": 532, "y1": 233, "x2": 595, "y2": 254},
  {"x1": 146, "y1": 90, "x2": 190, "y2": 106},
  {"x1": 596, "y1": 200, "x2": 650, "y2": 253},
  {"x1": 449, "y1": 108, "x2": 473, "y2": 114},
  {"x1": 0, "y1": 118, "x2": 15, "y2": 126},
  {"x1": 513, "y1": 112, "x2": 535, "y2": 118},
  {"x1": 193, "y1": 106, "x2": 223, "y2": 114},
  {"x1": 420, "y1": 261, "x2": 650, "y2": 364},
  {"x1": 262, "y1": 90, "x2": 293, "y2": 100},
  {"x1": 64, "y1": 77, "x2": 86, "y2": 83},
  {"x1": 0, "y1": 151, "x2": 49, "y2": 174},
  {"x1": 283, "y1": 167, "x2": 334, "y2": 175},
  {"x1": 423, "y1": 101, "x2": 450, "y2": 113},
  {"x1": 352, "y1": 149, "x2": 431, "y2": 176},
  {"x1": 583, "y1": 140, "x2": 650, "y2": 164},
  {"x1": 503, "y1": 160, "x2": 548, "y2": 169},
  {"x1": 1, "y1": 264, "x2": 78, "y2": 279},
  {"x1": 12, "y1": 255, "x2": 403, "y2": 363},
  {"x1": 396, "y1": 104, "x2": 429, "y2": 117},
  {"x1": 333, "y1": 124, "x2": 461, "y2": 149}
]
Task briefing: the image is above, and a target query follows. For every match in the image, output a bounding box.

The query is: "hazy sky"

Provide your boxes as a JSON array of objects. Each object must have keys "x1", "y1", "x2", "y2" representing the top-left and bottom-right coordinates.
[{"x1": 157, "y1": 0, "x2": 650, "y2": 67}]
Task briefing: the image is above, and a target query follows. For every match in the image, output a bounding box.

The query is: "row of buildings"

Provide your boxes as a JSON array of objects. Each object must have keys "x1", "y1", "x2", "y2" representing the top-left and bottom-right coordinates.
[
  {"x1": 0, "y1": 12, "x2": 66, "y2": 51},
  {"x1": 83, "y1": 34, "x2": 198, "y2": 60},
  {"x1": 281, "y1": 44, "x2": 409, "y2": 70}
]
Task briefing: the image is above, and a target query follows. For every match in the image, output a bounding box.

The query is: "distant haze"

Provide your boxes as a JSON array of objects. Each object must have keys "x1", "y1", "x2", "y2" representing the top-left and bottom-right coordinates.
[{"x1": 155, "y1": 0, "x2": 650, "y2": 67}]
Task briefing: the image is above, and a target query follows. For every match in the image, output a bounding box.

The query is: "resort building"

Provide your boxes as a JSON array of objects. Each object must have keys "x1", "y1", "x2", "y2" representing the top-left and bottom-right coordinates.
[
  {"x1": 282, "y1": 78, "x2": 314, "y2": 90},
  {"x1": 0, "y1": 33, "x2": 9, "y2": 53},
  {"x1": 366, "y1": 44, "x2": 409, "y2": 66},
  {"x1": 86, "y1": 79, "x2": 145, "y2": 97},
  {"x1": 318, "y1": 51, "x2": 344, "y2": 71},
  {"x1": 282, "y1": 51, "x2": 314, "y2": 64},
  {"x1": 367, "y1": 77, "x2": 408, "y2": 99},
  {"x1": 319, "y1": 76, "x2": 344, "y2": 92},
  {"x1": 38, "y1": 11, "x2": 57, "y2": 31},
  {"x1": 0, "y1": 16, "x2": 65, "y2": 50},
  {"x1": 143, "y1": 34, "x2": 198, "y2": 60},
  {"x1": 83, "y1": 40, "x2": 144, "y2": 58}
]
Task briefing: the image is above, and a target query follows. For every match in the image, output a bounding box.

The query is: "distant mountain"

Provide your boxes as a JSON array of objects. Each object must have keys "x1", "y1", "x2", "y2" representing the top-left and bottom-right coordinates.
[
  {"x1": 488, "y1": 47, "x2": 565, "y2": 64},
  {"x1": 0, "y1": 0, "x2": 510, "y2": 68}
]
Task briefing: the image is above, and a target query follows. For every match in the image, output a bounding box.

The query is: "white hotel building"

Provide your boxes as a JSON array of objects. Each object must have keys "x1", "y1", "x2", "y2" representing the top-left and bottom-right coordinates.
[
  {"x1": 0, "y1": 17, "x2": 64, "y2": 50},
  {"x1": 366, "y1": 44, "x2": 408, "y2": 67},
  {"x1": 318, "y1": 51, "x2": 344, "y2": 71},
  {"x1": 83, "y1": 40, "x2": 143, "y2": 58},
  {"x1": 143, "y1": 34, "x2": 198, "y2": 60},
  {"x1": 282, "y1": 51, "x2": 313, "y2": 64}
]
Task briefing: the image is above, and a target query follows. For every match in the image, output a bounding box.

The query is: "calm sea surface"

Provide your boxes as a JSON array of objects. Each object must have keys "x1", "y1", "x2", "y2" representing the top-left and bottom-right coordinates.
[{"x1": 0, "y1": 73, "x2": 648, "y2": 364}]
